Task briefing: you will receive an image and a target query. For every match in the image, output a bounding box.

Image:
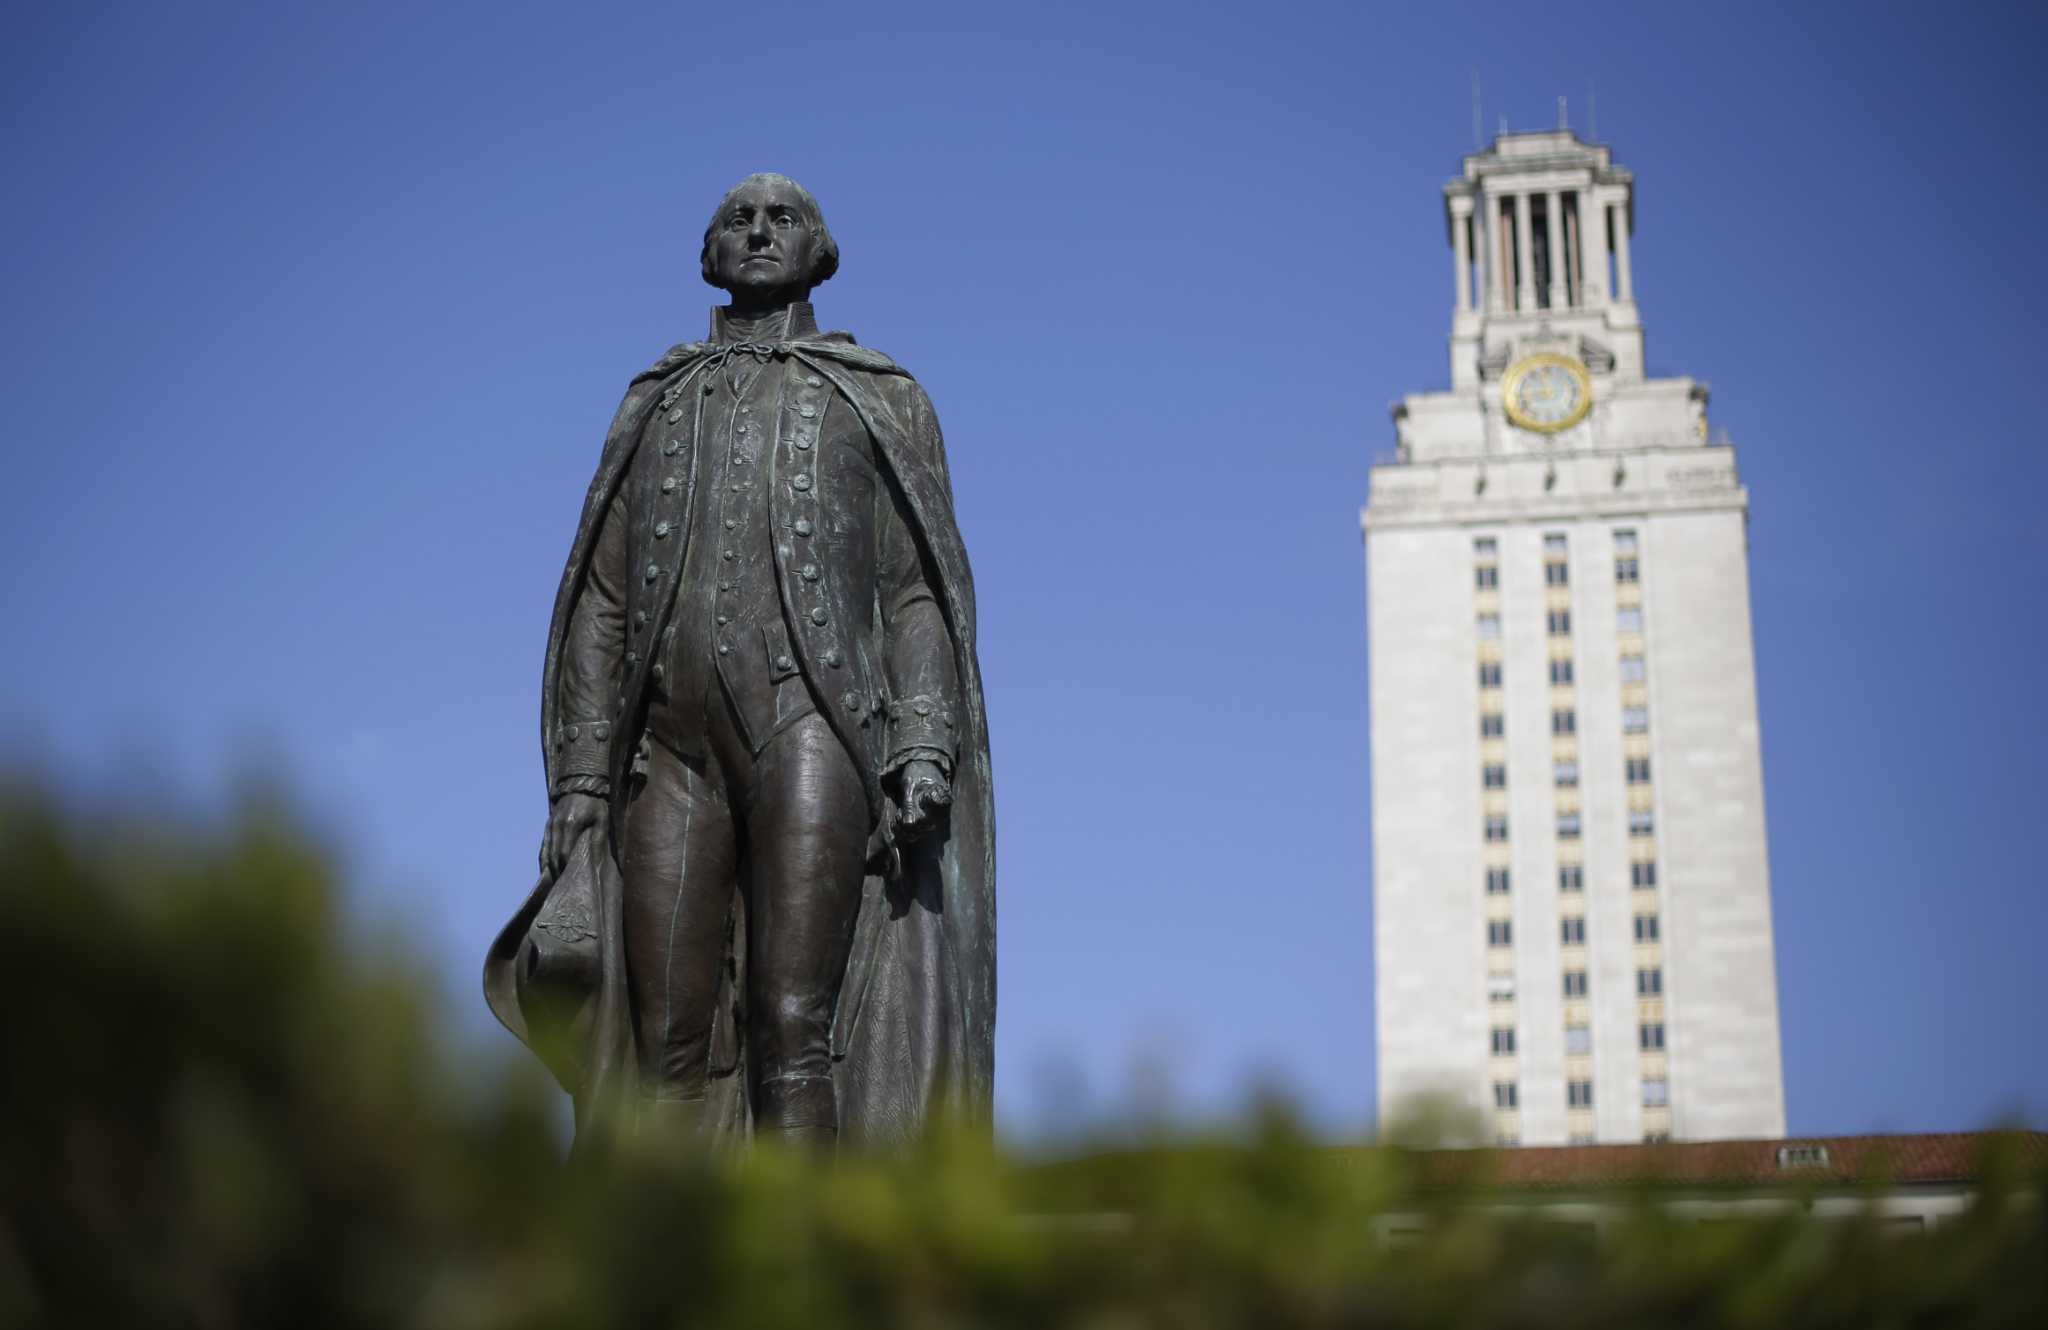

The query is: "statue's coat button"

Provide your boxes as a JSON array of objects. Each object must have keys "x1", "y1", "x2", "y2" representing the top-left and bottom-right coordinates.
[
  {"x1": 662, "y1": 476, "x2": 678, "y2": 493},
  {"x1": 645, "y1": 564, "x2": 660, "y2": 582},
  {"x1": 567, "y1": 725, "x2": 580, "y2": 740},
  {"x1": 801, "y1": 564, "x2": 818, "y2": 581},
  {"x1": 799, "y1": 405, "x2": 816, "y2": 419},
  {"x1": 775, "y1": 654, "x2": 794, "y2": 671},
  {"x1": 722, "y1": 548, "x2": 736, "y2": 561},
  {"x1": 794, "y1": 518, "x2": 813, "y2": 536},
  {"x1": 718, "y1": 642, "x2": 732, "y2": 656},
  {"x1": 914, "y1": 700, "x2": 932, "y2": 717},
  {"x1": 596, "y1": 724, "x2": 609, "y2": 740},
  {"x1": 664, "y1": 440, "x2": 682, "y2": 456},
  {"x1": 806, "y1": 375, "x2": 823, "y2": 387},
  {"x1": 842, "y1": 692, "x2": 861, "y2": 713},
  {"x1": 810, "y1": 607, "x2": 829, "y2": 625},
  {"x1": 654, "y1": 520, "x2": 671, "y2": 538},
  {"x1": 652, "y1": 663, "x2": 664, "y2": 679},
  {"x1": 823, "y1": 648, "x2": 843, "y2": 667},
  {"x1": 634, "y1": 610, "x2": 647, "y2": 625},
  {"x1": 666, "y1": 408, "x2": 683, "y2": 424},
  {"x1": 792, "y1": 473, "x2": 812, "y2": 491}
]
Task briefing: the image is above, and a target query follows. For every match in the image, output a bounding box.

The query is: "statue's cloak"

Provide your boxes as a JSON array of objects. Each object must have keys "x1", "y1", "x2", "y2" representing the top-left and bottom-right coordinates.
[{"x1": 483, "y1": 336, "x2": 994, "y2": 1148}]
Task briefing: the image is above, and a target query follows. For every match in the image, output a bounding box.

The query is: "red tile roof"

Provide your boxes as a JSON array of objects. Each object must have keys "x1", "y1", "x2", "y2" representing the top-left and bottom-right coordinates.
[{"x1": 1413, "y1": 1132, "x2": 2048, "y2": 1191}]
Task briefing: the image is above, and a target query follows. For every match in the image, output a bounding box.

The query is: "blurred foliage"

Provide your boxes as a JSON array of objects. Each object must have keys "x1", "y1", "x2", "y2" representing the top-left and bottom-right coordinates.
[{"x1": 1, "y1": 786, "x2": 2044, "y2": 1328}]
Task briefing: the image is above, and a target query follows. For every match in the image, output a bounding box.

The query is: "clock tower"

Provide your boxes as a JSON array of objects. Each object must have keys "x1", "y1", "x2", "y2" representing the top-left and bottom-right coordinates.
[{"x1": 1363, "y1": 131, "x2": 1787, "y2": 1146}]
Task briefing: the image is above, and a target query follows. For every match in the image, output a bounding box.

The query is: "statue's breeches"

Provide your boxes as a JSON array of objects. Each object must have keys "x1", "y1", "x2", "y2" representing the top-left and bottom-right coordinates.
[{"x1": 620, "y1": 703, "x2": 867, "y2": 1131}]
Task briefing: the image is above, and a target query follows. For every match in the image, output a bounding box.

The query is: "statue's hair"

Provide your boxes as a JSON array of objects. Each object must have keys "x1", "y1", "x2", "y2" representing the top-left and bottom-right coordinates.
[{"x1": 700, "y1": 173, "x2": 840, "y2": 290}]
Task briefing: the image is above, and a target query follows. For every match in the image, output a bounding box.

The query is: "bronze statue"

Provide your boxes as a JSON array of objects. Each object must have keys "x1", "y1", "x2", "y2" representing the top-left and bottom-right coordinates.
[{"x1": 485, "y1": 174, "x2": 994, "y2": 1150}]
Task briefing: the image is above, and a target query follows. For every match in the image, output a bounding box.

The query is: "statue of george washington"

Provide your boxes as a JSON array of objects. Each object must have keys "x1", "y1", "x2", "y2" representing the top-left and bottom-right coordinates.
[{"x1": 485, "y1": 174, "x2": 994, "y2": 1150}]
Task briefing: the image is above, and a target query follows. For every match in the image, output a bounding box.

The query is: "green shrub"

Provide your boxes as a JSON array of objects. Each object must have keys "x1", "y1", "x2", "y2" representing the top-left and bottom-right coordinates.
[{"x1": 1, "y1": 788, "x2": 2041, "y2": 1328}]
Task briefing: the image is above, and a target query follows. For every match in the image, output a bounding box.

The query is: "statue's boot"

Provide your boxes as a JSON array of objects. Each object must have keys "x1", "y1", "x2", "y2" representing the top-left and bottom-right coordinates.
[
  {"x1": 755, "y1": 1074, "x2": 837, "y2": 1152},
  {"x1": 640, "y1": 1093, "x2": 710, "y2": 1152}
]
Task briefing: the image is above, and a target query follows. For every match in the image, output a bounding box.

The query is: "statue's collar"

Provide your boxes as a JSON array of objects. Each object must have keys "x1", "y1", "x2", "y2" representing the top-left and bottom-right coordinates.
[{"x1": 708, "y1": 301, "x2": 817, "y2": 343}]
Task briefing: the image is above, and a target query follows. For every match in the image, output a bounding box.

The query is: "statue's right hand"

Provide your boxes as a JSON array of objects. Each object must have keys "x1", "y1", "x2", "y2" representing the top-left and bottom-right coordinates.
[{"x1": 541, "y1": 793, "x2": 606, "y2": 876}]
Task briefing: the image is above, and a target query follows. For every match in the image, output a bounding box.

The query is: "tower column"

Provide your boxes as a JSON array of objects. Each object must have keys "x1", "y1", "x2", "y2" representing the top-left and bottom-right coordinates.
[
  {"x1": 1545, "y1": 189, "x2": 1566, "y2": 309},
  {"x1": 1480, "y1": 189, "x2": 1500, "y2": 312},
  {"x1": 1584, "y1": 192, "x2": 1610, "y2": 306},
  {"x1": 1514, "y1": 190, "x2": 1535, "y2": 311},
  {"x1": 1451, "y1": 195, "x2": 1473, "y2": 312},
  {"x1": 1614, "y1": 193, "x2": 1635, "y2": 302}
]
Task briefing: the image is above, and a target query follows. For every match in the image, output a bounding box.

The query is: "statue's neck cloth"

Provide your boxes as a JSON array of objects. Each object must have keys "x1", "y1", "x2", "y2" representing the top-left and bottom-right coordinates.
[{"x1": 709, "y1": 301, "x2": 817, "y2": 344}]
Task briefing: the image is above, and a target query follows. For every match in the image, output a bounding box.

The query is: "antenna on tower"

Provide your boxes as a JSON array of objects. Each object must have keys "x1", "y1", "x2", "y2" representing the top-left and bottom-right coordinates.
[
  {"x1": 1589, "y1": 85, "x2": 1598, "y2": 141},
  {"x1": 1471, "y1": 69, "x2": 1483, "y2": 149},
  {"x1": 1558, "y1": 96, "x2": 1568, "y2": 129}
]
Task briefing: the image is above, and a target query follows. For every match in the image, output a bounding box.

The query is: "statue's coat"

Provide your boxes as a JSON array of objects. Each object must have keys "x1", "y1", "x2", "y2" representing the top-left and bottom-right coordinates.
[{"x1": 484, "y1": 334, "x2": 994, "y2": 1146}]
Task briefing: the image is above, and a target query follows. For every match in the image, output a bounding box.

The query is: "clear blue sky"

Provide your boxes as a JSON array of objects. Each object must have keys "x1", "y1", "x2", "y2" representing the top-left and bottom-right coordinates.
[{"x1": 4, "y1": 2, "x2": 2044, "y2": 1141}]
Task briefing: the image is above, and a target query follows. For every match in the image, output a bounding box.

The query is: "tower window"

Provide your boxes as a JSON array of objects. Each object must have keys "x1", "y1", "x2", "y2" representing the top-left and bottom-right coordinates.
[
  {"x1": 1475, "y1": 564, "x2": 1499, "y2": 589},
  {"x1": 1629, "y1": 809, "x2": 1655, "y2": 836},
  {"x1": 1485, "y1": 867, "x2": 1511, "y2": 894},
  {"x1": 1488, "y1": 920, "x2": 1513, "y2": 947},
  {"x1": 1557, "y1": 812, "x2": 1582, "y2": 840},
  {"x1": 1642, "y1": 1077, "x2": 1670, "y2": 1107},
  {"x1": 1482, "y1": 764, "x2": 1506, "y2": 789},
  {"x1": 1626, "y1": 757, "x2": 1652, "y2": 783},
  {"x1": 1567, "y1": 1079, "x2": 1594, "y2": 1108},
  {"x1": 1547, "y1": 609, "x2": 1573, "y2": 635},
  {"x1": 1543, "y1": 533, "x2": 1568, "y2": 555},
  {"x1": 1551, "y1": 709, "x2": 1576, "y2": 735},
  {"x1": 1491, "y1": 1027, "x2": 1517, "y2": 1055},
  {"x1": 1640, "y1": 1022, "x2": 1666, "y2": 1051},
  {"x1": 1554, "y1": 759, "x2": 1579, "y2": 787},
  {"x1": 1620, "y1": 655, "x2": 1646, "y2": 683},
  {"x1": 1616, "y1": 557, "x2": 1639, "y2": 584},
  {"x1": 1494, "y1": 1081, "x2": 1519, "y2": 1109},
  {"x1": 1549, "y1": 658, "x2": 1574, "y2": 685},
  {"x1": 1484, "y1": 815, "x2": 1509, "y2": 842},
  {"x1": 1545, "y1": 562, "x2": 1570, "y2": 586},
  {"x1": 1474, "y1": 536, "x2": 1499, "y2": 558},
  {"x1": 1634, "y1": 913, "x2": 1661, "y2": 942},
  {"x1": 1622, "y1": 706, "x2": 1649, "y2": 733},
  {"x1": 1480, "y1": 713, "x2": 1505, "y2": 738},
  {"x1": 1637, "y1": 967, "x2": 1663, "y2": 996},
  {"x1": 1477, "y1": 613, "x2": 1502, "y2": 640},
  {"x1": 1631, "y1": 861, "x2": 1658, "y2": 889},
  {"x1": 1565, "y1": 1024, "x2": 1591, "y2": 1054},
  {"x1": 1613, "y1": 529, "x2": 1638, "y2": 555},
  {"x1": 1479, "y1": 661, "x2": 1502, "y2": 687},
  {"x1": 1558, "y1": 864, "x2": 1584, "y2": 892},
  {"x1": 1560, "y1": 917, "x2": 1586, "y2": 945},
  {"x1": 1617, "y1": 607, "x2": 1643, "y2": 634},
  {"x1": 1563, "y1": 970, "x2": 1588, "y2": 998}
]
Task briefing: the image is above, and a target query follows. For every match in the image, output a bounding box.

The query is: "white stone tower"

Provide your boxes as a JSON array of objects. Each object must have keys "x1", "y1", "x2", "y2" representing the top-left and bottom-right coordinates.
[{"x1": 1364, "y1": 130, "x2": 1786, "y2": 1146}]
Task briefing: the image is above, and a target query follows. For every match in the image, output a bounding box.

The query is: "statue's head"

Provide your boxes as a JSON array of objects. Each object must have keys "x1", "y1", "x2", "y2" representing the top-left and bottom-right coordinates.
[{"x1": 700, "y1": 173, "x2": 839, "y2": 303}]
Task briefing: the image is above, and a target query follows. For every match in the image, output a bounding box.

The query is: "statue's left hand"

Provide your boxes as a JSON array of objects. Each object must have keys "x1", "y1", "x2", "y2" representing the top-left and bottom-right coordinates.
[{"x1": 895, "y1": 758, "x2": 953, "y2": 839}]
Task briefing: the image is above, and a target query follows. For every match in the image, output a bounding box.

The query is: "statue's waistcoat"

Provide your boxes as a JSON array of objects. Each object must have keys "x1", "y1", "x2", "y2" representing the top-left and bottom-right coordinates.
[{"x1": 613, "y1": 350, "x2": 890, "y2": 814}]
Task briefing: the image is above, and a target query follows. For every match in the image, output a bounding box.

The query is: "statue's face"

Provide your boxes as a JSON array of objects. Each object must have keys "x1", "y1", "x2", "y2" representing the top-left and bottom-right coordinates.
[{"x1": 706, "y1": 178, "x2": 821, "y2": 301}]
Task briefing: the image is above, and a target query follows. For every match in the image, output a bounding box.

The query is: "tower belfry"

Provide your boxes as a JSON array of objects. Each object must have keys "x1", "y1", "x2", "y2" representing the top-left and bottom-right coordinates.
[{"x1": 1364, "y1": 132, "x2": 1786, "y2": 1147}]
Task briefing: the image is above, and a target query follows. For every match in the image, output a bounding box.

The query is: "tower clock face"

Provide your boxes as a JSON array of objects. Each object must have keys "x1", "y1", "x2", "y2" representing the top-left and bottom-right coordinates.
[{"x1": 1503, "y1": 353, "x2": 1593, "y2": 433}]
